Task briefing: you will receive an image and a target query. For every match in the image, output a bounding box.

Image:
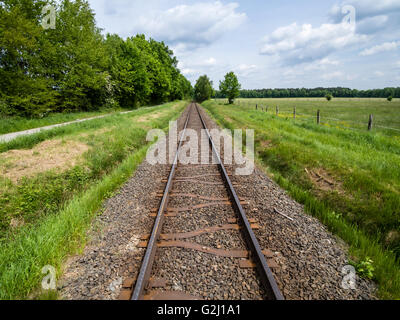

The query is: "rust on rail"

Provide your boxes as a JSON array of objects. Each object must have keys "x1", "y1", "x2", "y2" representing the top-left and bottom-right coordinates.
[{"x1": 126, "y1": 103, "x2": 284, "y2": 301}]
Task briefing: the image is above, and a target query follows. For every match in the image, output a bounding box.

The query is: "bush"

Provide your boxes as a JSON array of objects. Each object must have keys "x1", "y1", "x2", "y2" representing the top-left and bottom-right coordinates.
[
  {"x1": 326, "y1": 94, "x2": 333, "y2": 101},
  {"x1": 387, "y1": 96, "x2": 393, "y2": 102},
  {"x1": 0, "y1": 99, "x2": 8, "y2": 116}
]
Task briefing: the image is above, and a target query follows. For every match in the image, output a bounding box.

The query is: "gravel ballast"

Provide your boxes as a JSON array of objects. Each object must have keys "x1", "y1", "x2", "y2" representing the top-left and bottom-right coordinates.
[{"x1": 59, "y1": 104, "x2": 377, "y2": 300}]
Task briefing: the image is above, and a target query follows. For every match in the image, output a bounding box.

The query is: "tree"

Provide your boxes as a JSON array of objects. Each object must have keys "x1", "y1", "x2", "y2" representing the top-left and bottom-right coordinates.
[
  {"x1": 219, "y1": 72, "x2": 241, "y2": 104},
  {"x1": 0, "y1": 0, "x2": 192, "y2": 117},
  {"x1": 0, "y1": 0, "x2": 58, "y2": 117},
  {"x1": 105, "y1": 35, "x2": 151, "y2": 108},
  {"x1": 53, "y1": 0, "x2": 110, "y2": 112},
  {"x1": 105, "y1": 34, "x2": 191, "y2": 108},
  {"x1": 326, "y1": 94, "x2": 333, "y2": 101},
  {"x1": 194, "y1": 75, "x2": 213, "y2": 103}
]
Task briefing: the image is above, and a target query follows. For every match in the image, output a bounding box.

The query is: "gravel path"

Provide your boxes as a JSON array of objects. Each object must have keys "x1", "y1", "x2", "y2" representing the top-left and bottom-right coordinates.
[
  {"x1": 0, "y1": 111, "x2": 133, "y2": 143},
  {"x1": 59, "y1": 104, "x2": 377, "y2": 300}
]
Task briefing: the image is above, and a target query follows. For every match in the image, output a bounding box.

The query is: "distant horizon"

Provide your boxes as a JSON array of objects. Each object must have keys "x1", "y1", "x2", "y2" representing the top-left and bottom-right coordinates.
[{"x1": 222, "y1": 86, "x2": 400, "y2": 91}]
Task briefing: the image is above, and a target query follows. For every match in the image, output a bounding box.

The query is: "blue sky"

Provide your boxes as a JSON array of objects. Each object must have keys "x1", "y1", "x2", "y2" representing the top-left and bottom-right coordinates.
[{"x1": 87, "y1": 0, "x2": 400, "y2": 90}]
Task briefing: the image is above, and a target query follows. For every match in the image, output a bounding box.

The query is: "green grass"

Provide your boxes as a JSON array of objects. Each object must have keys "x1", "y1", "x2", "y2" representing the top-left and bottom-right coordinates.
[
  {"x1": 0, "y1": 101, "x2": 186, "y2": 300},
  {"x1": 0, "y1": 108, "x2": 127, "y2": 135},
  {"x1": 218, "y1": 98, "x2": 400, "y2": 136},
  {"x1": 0, "y1": 103, "x2": 178, "y2": 153},
  {"x1": 203, "y1": 99, "x2": 400, "y2": 299}
]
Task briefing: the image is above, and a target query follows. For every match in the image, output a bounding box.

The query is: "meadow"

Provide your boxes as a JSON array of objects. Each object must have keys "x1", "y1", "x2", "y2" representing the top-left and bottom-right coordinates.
[
  {"x1": 204, "y1": 98, "x2": 400, "y2": 299},
  {"x1": 0, "y1": 101, "x2": 187, "y2": 299},
  {"x1": 222, "y1": 98, "x2": 400, "y2": 136}
]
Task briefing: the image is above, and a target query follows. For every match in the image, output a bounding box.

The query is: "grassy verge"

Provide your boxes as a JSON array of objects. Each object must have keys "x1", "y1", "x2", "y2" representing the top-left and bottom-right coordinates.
[
  {"x1": 203, "y1": 100, "x2": 400, "y2": 299},
  {"x1": 0, "y1": 108, "x2": 127, "y2": 135},
  {"x1": 221, "y1": 98, "x2": 400, "y2": 136},
  {"x1": 0, "y1": 103, "x2": 179, "y2": 153},
  {"x1": 0, "y1": 101, "x2": 186, "y2": 299}
]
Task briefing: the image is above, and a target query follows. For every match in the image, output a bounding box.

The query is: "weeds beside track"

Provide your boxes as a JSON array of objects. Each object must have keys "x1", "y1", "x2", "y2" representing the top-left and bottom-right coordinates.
[
  {"x1": 203, "y1": 100, "x2": 400, "y2": 299},
  {"x1": 0, "y1": 101, "x2": 187, "y2": 300}
]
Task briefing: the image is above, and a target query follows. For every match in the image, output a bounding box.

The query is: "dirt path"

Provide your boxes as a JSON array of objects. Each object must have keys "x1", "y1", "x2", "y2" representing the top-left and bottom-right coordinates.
[{"x1": 0, "y1": 111, "x2": 134, "y2": 143}]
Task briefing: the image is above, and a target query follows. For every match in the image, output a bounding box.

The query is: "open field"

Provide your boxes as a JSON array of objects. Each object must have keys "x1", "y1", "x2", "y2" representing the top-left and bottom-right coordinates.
[
  {"x1": 203, "y1": 99, "x2": 400, "y2": 299},
  {"x1": 216, "y1": 98, "x2": 400, "y2": 136},
  {"x1": 0, "y1": 101, "x2": 186, "y2": 299}
]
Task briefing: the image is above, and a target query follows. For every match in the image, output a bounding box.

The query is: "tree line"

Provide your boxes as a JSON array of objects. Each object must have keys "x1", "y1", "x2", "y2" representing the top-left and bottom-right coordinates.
[
  {"x1": 196, "y1": 73, "x2": 399, "y2": 104},
  {"x1": 194, "y1": 72, "x2": 240, "y2": 104},
  {"x1": 214, "y1": 87, "x2": 400, "y2": 99},
  {"x1": 0, "y1": 0, "x2": 192, "y2": 118}
]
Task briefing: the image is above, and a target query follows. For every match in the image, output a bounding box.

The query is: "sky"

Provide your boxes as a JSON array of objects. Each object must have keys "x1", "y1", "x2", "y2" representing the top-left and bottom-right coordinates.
[{"x1": 87, "y1": 0, "x2": 400, "y2": 90}]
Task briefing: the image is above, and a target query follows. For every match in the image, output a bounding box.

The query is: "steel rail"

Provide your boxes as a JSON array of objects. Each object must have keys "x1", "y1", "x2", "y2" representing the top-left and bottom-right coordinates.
[
  {"x1": 194, "y1": 103, "x2": 285, "y2": 300},
  {"x1": 131, "y1": 103, "x2": 193, "y2": 300}
]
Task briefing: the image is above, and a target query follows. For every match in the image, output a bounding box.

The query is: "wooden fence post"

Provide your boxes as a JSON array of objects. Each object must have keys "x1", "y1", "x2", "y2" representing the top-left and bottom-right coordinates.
[
  {"x1": 294, "y1": 107, "x2": 296, "y2": 120},
  {"x1": 256, "y1": 104, "x2": 258, "y2": 110},
  {"x1": 368, "y1": 114, "x2": 373, "y2": 131},
  {"x1": 317, "y1": 110, "x2": 320, "y2": 124},
  {"x1": 276, "y1": 106, "x2": 279, "y2": 116}
]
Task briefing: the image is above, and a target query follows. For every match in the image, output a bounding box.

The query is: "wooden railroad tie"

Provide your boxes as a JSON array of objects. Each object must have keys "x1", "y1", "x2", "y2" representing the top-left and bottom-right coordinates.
[
  {"x1": 149, "y1": 201, "x2": 250, "y2": 217},
  {"x1": 140, "y1": 222, "x2": 260, "y2": 243},
  {"x1": 118, "y1": 277, "x2": 169, "y2": 301}
]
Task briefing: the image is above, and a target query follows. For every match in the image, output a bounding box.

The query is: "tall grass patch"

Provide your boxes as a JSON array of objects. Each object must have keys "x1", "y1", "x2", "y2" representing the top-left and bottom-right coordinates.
[
  {"x1": 203, "y1": 100, "x2": 400, "y2": 299},
  {"x1": 0, "y1": 101, "x2": 186, "y2": 299}
]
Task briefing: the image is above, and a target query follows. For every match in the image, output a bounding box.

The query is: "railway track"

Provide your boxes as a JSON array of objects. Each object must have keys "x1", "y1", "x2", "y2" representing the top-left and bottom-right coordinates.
[{"x1": 119, "y1": 102, "x2": 284, "y2": 300}]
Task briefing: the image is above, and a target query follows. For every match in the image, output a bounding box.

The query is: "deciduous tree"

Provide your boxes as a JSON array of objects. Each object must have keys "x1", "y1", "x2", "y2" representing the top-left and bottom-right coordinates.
[
  {"x1": 194, "y1": 75, "x2": 214, "y2": 103},
  {"x1": 0, "y1": 0, "x2": 192, "y2": 117},
  {"x1": 219, "y1": 71, "x2": 241, "y2": 104}
]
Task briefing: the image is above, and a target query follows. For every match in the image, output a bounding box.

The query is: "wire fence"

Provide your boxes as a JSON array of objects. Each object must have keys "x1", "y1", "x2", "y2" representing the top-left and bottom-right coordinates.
[
  {"x1": 294, "y1": 112, "x2": 400, "y2": 132},
  {"x1": 214, "y1": 99, "x2": 400, "y2": 134}
]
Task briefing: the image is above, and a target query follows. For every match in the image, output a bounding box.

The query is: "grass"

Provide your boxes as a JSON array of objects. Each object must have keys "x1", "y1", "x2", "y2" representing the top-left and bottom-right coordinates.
[
  {"x1": 0, "y1": 103, "x2": 177, "y2": 153},
  {"x1": 218, "y1": 98, "x2": 400, "y2": 136},
  {"x1": 0, "y1": 108, "x2": 128, "y2": 135},
  {"x1": 0, "y1": 101, "x2": 187, "y2": 300},
  {"x1": 203, "y1": 99, "x2": 400, "y2": 299}
]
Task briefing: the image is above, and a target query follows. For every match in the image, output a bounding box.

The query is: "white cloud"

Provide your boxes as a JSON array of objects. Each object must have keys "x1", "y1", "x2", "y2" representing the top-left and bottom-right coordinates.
[
  {"x1": 88, "y1": 0, "x2": 400, "y2": 89},
  {"x1": 321, "y1": 71, "x2": 358, "y2": 81},
  {"x1": 303, "y1": 58, "x2": 341, "y2": 71},
  {"x1": 204, "y1": 58, "x2": 217, "y2": 66},
  {"x1": 260, "y1": 22, "x2": 368, "y2": 65},
  {"x1": 329, "y1": 1, "x2": 400, "y2": 36},
  {"x1": 330, "y1": 0, "x2": 400, "y2": 21},
  {"x1": 178, "y1": 57, "x2": 219, "y2": 78},
  {"x1": 359, "y1": 41, "x2": 400, "y2": 56},
  {"x1": 322, "y1": 71, "x2": 344, "y2": 80},
  {"x1": 234, "y1": 64, "x2": 258, "y2": 77},
  {"x1": 346, "y1": 74, "x2": 359, "y2": 81},
  {"x1": 180, "y1": 68, "x2": 197, "y2": 76},
  {"x1": 356, "y1": 15, "x2": 389, "y2": 34},
  {"x1": 374, "y1": 71, "x2": 385, "y2": 77},
  {"x1": 132, "y1": 1, "x2": 246, "y2": 51},
  {"x1": 179, "y1": 57, "x2": 218, "y2": 69},
  {"x1": 280, "y1": 58, "x2": 341, "y2": 78}
]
